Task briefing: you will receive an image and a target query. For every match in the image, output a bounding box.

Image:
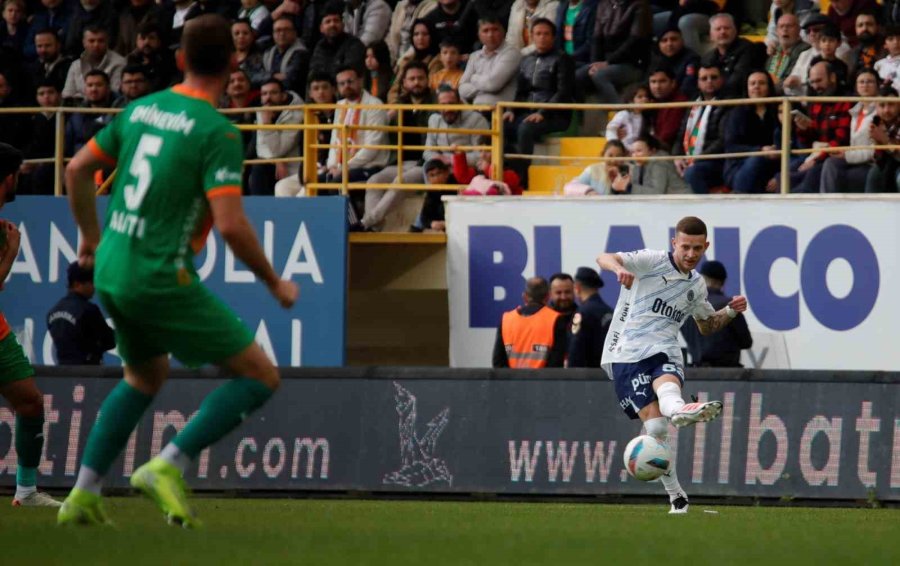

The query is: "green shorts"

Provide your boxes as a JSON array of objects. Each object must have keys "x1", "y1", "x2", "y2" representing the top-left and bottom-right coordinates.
[
  {"x1": 0, "y1": 332, "x2": 35, "y2": 385},
  {"x1": 98, "y1": 286, "x2": 255, "y2": 368}
]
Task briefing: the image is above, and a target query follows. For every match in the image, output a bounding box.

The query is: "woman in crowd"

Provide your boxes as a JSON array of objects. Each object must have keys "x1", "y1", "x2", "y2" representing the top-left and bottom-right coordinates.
[
  {"x1": 564, "y1": 139, "x2": 630, "y2": 195},
  {"x1": 232, "y1": 18, "x2": 269, "y2": 89},
  {"x1": 364, "y1": 40, "x2": 394, "y2": 100},
  {"x1": 389, "y1": 19, "x2": 442, "y2": 102},
  {"x1": 820, "y1": 67, "x2": 879, "y2": 193},
  {"x1": 723, "y1": 70, "x2": 780, "y2": 193}
]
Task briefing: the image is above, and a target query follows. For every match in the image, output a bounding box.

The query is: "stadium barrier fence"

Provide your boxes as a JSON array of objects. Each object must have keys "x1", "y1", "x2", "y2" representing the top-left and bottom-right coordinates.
[
  {"x1": 6, "y1": 96, "x2": 900, "y2": 197},
  {"x1": 3, "y1": 366, "x2": 898, "y2": 502}
]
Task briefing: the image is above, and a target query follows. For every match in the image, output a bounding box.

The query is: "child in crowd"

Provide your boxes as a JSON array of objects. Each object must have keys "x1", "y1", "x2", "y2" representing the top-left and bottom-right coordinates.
[
  {"x1": 875, "y1": 25, "x2": 900, "y2": 92},
  {"x1": 429, "y1": 39, "x2": 464, "y2": 92},
  {"x1": 364, "y1": 41, "x2": 394, "y2": 100},
  {"x1": 628, "y1": 135, "x2": 691, "y2": 195},
  {"x1": 452, "y1": 137, "x2": 522, "y2": 194},
  {"x1": 416, "y1": 159, "x2": 459, "y2": 233},
  {"x1": 605, "y1": 84, "x2": 651, "y2": 149},
  {"x1": 816, "y1": 24, "x2": 849, "y2": 90},
  {"x1": 564, "y1": 139, "x2": 630, "y2": 195}
]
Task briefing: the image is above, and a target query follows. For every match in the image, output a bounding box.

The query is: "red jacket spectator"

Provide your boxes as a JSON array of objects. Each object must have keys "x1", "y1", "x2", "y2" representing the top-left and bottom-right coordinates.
[{"x1": 452, "y1": 151, "x2": 522, "y2": 194}]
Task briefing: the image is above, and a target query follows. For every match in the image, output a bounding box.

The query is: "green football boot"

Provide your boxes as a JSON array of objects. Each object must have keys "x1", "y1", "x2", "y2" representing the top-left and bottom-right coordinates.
[
  {"x1": 57, "y1": 488, "x2": 113, "y2": 526},
  {"x1": 130, "y1": 457, "x2": 201, "y2": 529}
]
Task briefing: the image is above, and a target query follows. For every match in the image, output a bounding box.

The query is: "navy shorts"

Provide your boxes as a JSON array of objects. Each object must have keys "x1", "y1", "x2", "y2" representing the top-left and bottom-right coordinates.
[{"x1": 610, "y1": 353, "x2": 685, "y2": 420}]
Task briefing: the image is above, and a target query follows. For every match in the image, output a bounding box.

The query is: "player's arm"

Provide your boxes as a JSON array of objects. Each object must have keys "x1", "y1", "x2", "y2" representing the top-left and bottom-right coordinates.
[
  {"x1": 209, "y1": 195, "x2": 298, "y2": 308},
  {"x1": 694, "y1": 295, "x2": 748, "y2": 336},
  {"x1": 66, "y1": 142, "x2": 111, "y2": 268},
  {"x1": 596, "y1": 252, "x2": 635, "y2": 289},
  {"x1": 0, "y1": 221, "x2": 20, "y2": 289}
]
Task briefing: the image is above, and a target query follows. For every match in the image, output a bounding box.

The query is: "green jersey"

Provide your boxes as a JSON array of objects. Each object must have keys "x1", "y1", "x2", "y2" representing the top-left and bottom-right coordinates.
[{"x1": 89, "y1": 86, "x2": 244, "y2": 297}]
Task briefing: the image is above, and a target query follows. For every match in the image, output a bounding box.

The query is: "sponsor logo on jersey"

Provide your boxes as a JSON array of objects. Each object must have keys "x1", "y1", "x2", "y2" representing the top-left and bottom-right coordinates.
[
  {"x1": 631, "y1": 372, "x2": 651, "y2": 391},
  {"x1": 651, "y1": 298, "x2": 686, "y2": 323},
  {"x1": 618, "y1": 302, "x2": 630, "y2": 322},
  {"x1": 607, "y1": 330, "x2": 620, "y2": 352},
  {"x1": 687, "y1": 290, "x2": 695, "y2": 302},
  {"x1": 215, "y1": 167, "x2": 243, "y2": 183}
]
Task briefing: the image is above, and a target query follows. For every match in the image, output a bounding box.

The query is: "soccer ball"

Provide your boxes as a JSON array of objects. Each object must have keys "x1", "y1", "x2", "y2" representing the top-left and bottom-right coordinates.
[{"x1": 623, "y1": 435, "x2": 672, "y2": 481}]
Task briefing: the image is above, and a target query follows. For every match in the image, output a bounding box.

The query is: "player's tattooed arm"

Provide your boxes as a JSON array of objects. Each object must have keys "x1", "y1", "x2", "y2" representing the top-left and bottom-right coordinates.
[{"x1": 695, "y1": 296, "x2": 748, "y2": 336}]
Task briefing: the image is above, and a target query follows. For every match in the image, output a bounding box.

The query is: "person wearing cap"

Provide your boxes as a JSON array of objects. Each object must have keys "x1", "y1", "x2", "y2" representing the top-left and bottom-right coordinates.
[
  {"x1": 46, "y1": 261, "x2": 116, "y2": 365},
  {"x1": 680, "y1": 260, "x2": 752, "y2": 367},
  {"x1": 492, "y1": 276, "x2": 568, "y2": 369},
  {"x1": 0, "y1": 142, "x2": 62, "y2": 507},
  {"x1": 783, "y1": 13, "x2": 852, "y2": 96},
  {"x1": 566, "y1": 267, "x2": 612, "y2": 368}
]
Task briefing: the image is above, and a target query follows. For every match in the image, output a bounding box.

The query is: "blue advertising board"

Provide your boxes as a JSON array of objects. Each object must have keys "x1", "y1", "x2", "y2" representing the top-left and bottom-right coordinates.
[{"x1": 1, "y1": 196, "x2": 347, "y2": 366}]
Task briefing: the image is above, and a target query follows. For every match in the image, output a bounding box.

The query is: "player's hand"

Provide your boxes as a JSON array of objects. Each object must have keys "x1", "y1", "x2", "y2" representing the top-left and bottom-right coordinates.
[
  {"x1": 77, "y1": 237, "x2": 97, "y2": 269},
  {"x1": 617, "y1": 268, "x2": 635, "y2": 289},
  {"x1": 271, "y1": 279, "x2": 299, "y2": 308},
  {"x1": 5, "y1": 221, "x2": 21, "y2": 258},
  {"x1": 728, "y1": 295, "x2": 747, "y2": 313}
]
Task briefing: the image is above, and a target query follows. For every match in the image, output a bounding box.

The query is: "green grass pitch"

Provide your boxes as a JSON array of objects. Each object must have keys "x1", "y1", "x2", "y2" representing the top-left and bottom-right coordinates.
[{"x1": 1, "y1": 497, "x2": 899, "y2": 565}]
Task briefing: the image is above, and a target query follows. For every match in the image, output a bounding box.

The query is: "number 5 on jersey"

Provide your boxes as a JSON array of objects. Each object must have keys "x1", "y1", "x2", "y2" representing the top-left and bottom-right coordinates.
[{"x1": 124, "y1": 134, "x2": 163, "y2": 211}]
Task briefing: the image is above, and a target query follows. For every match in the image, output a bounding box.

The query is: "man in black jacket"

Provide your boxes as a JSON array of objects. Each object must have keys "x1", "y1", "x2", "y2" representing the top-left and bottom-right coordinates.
[
  {"x1": 578, "y1": 0, "x2": 650, "y2": 103},
  {"x1": 502, "y1": 18, "x2": 574, "y2": 185},
  {"x1": 567, "y1": 267, "x2": 612, "y2": 368},
  {"x1": 308, "y1": 1, "x2": 366, "y2": 78},
  {"x1": 47, "y1": 262, "x2": 116, "y2": 365},
  {"x1": 701, "y1": 13, "x2": 766, "y2": 98},
  {"x1": 673, "y1": 62, "x2": 730, "y2": 194}
]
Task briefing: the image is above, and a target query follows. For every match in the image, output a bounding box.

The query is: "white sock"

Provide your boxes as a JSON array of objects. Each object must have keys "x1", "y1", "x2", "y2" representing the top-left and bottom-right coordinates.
[
  {"x1": 74, "y1": 466, "x2": 103, "y2": 496},
  {"x1": 15, "y1": 484, "x2": 36, "y2": 500},
  {"x1": 159, "y1": 443, "x2": 192, "y2": 474},
  {"x1": 656, "y1": 382, "x2": 685, "y2": 418},
  {"x1": 643, "y1": 417, "x2": 684, "y2": 501}
]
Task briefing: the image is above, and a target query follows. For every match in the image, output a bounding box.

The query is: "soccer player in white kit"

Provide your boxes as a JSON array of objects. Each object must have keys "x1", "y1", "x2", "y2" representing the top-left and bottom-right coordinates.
[{"x1": 597, "y1": 216, "x2": 748, "y2": 514}]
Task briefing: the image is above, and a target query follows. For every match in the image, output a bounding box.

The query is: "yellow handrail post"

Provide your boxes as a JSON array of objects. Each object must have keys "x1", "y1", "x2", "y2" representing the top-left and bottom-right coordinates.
[
  {"x1": 303, "y1": 106, "x2": 317, "y2": 196},
  {"x1": 340, "y1": 124, "x2": 349, "y2": 196},
  {"x1": 396, "y1": 109, "x2": 404, "y2": 181},
  {"x1": 781, "y1": 99, "x2": 792, "y2": 195},
  {"x1": 54, "y1": 109, "x2": 65, "y2": 196},
  {"x1": 492, "y1": 105, "x2": 503, "y2": 182}
]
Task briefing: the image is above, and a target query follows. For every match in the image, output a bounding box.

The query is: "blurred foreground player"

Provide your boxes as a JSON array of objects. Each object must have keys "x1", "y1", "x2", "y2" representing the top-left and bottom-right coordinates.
[
  {"x1": 59, "y1": 14, "x2": 299, "y2": 527},
  {"x1": 597, "y1": 216, "x2": 748, "y2": 514},
  {"x1": 0, "y1": 143, "x2": 62, "y2": 508}
]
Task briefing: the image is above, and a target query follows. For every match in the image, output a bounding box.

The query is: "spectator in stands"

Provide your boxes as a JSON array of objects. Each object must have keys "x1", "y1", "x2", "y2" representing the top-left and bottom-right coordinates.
[
  {"x1": 680, "y1": 261, "x2": 752, "y2": 367},
  {"x1": 389, "y1": 19, "x2": 441, "y2": 101},
  {"x1": 567, "y1": 266, "x2": 612, "y2": 368},
  {"x1": 414, "y1": 158, "x2": 457, "y2": 232},
  {"x1": 461, "y1": 0, "x2": 516, "y2": 31},
  {"x1": 459, "y1": 16, "x2": 522, "y2": 105},
  {"x1": 787, "y1": 60, "x2": 851, "y2": 193},
  {"x1": 238, "y1": 0, "x2": 270, "y2": 31},
  {"x1": 264, "y1": 16, "x2": 309, "y2": 96},
  {"x1": 47, "y1": 262, "x2": 115, "y2": 366},
  {"x1": 62, "y1": 25, "x2": 125, "y2": 104},
  {"x1": 564, "y1": 139, "x2": 630, "y2": 195},
  {"x1": 492, "y1": 276, "x2": 567, "y2": 369},
  {"x1": 127, "y1": 20, "x2": 177, "y2": 92},
  {"x1": 28, "y1": 28, "x2": 73, "y2": 92},
  {"x1": 554, "y1": 0, "x2": 598, "y2": 71},
  {"x1": 309, "y1": 2, "x2": 366, "y2": 78},
  {"x1": 646, "y1": 64, "x2": 687, "y2": 153},
  {"x1": 360, "y1": 61, "x2": 435, "y2": 231},
  {"x1": 249, "y1": 77, "x2": 303, "y2": 196},
  {"x1": 502, "y1": 18, "x2": 573, "y2": 184},
  {"x1": 875, "y1": 24, "x2": 900, "y2": 92},
  {"x1": 723, "y1": 70, "x2": 780, "y2": 193},
  {"x1": 0, "y1": 0, "x2": 27, "y2": 55},
  {"x1": 648, "y1": 26, "x2": 699, "y2": 99},
  {"x1": 506, "y1": 0, "x2": 559, "y2": 55},
  {"x1": 783, "y1": 14, "x2": 851, "y2": 96},
  {"x1": 812, "y1": 25, "x2": 850, "y2": 89},
  {"x1": 848, "y1": 9, "x2": 883, "y2": 77},
  {"x1": 19, "y1": 79, "x2": 59, "y2": 195},
  {"x1": 387, "y1": 0, "x2": 437, "y2": 62},
  {"x1": 0, "y1": 70, "x2": 28, "y2": 151},
  {"x1": 65, "y1": 69, "x2": 114, "y2": 156},
  {"x1": 422, "y1": 86, "x2": 490, "y2": 169},
  {"x1": 222, "y1": 69, "x2": 259, "y2": 169},
  {"x1": 578, "y1": 0, "x2": 651, "y2": 105},
  {"x1": 344, "y1": 0, "x2": 391, "y2": 47},
  {"x1": 767, "y1": 13, "x2": 809, "y2": 91},
  {"x1": 820, "y1": 68, "x2": 878, "y2": 193},
  {"x1": 625, "y1": 134, "x2": 690, "y2": 194},
  {"x1": 159, "y1": 0, "x2": 205, "y2": 51},
  {"x1": 66, "y1": 0, "x2": 116, "y2": 58},
  {"x1": 262, "y1": 0, "x2": 322, "y2": 56},
  {"x1": 764, "y1": 0, "x2": 795, "y2": 55},
  {"x1": 673, "y1": 63, "x2": 729, "y2": 194},
  {"x1": 452, "y1": 134, "x2": 522, "y2": 193},
  {"x1": 24, "y1": 0, "x2": 73, "y2": 61},
  {"x1": 605, "y1": 83, "x2": 650, "y2": 149},
  {"x1": 548, "y1": 272, "x2": 576, "y2": 328},
  {"x1": 827, "y1": 0, "x2": 879, "y2": 48},
  {"x1": 325, "y1": 65, "x2": 389, "y2": 187},
  {"x1": 423, "y1": 0, "x2": 476, "y2": 54},
  {"x1": 232, "y1": 19, "x2": 268, "y2": 89},
  {"x1": 430, "y1": 38, "x2": 463, "y2": 91},
  {"x1": 701, "y1": 13, "x2": 766, "y2": 98},
  {"x1": 364, "y1": 41, "x2": 393, "y2": 99},
  {"x1": 864, "y1": 86, "x2": 900, "y2": 192},
  {"x1": 116, "y1": 0, "x2": 160, "y2": 55},
  {"x1": 112, "y1": 65, "x2": 149, "y2": 107}
]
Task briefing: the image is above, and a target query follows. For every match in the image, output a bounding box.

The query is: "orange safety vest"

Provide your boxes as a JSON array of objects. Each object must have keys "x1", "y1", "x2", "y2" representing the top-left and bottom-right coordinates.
[{"x1": 501, "y1": 306, "x2": 559, "y2": 369}]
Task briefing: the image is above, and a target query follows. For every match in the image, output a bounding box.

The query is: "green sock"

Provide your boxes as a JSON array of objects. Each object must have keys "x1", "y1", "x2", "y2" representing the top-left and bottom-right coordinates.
[
  {"x1": 15, "y1": 415, "x2": 44, "y2": 486},
  {"x1": 82, "y1": 380, "x2": 154, "y2": 476},
  {"x1": 172, "y1": 378, "x2": 273, "y2": 459}
]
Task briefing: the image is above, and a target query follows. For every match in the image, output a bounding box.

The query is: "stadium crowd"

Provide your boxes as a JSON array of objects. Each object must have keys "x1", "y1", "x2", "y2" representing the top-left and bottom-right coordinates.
[{"x1": 2, "y1": 0, "x2": 900, "y2": 227}]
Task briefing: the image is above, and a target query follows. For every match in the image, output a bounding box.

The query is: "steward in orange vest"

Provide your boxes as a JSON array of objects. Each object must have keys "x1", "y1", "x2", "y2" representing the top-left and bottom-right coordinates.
[{"x1": 492, "y1": 276, "x2": 568, "y2": 368}]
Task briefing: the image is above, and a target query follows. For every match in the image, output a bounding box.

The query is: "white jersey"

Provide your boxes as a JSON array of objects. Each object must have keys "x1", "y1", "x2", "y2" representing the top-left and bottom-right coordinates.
[{"x1": 601, "y1": 249, "x2": 716, "y2": 374}]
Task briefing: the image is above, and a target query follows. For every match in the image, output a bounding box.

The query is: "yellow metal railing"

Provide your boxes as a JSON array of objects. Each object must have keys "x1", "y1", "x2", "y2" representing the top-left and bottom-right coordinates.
[{"x1": 6, "y1": 96, "x2": 900, "y2": 197}]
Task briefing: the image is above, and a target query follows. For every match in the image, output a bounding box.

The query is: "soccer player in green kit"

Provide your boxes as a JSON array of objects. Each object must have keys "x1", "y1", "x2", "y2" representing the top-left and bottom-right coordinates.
[{"x1": 58, "y1": 14, "x2": 299, "y2": 527}]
